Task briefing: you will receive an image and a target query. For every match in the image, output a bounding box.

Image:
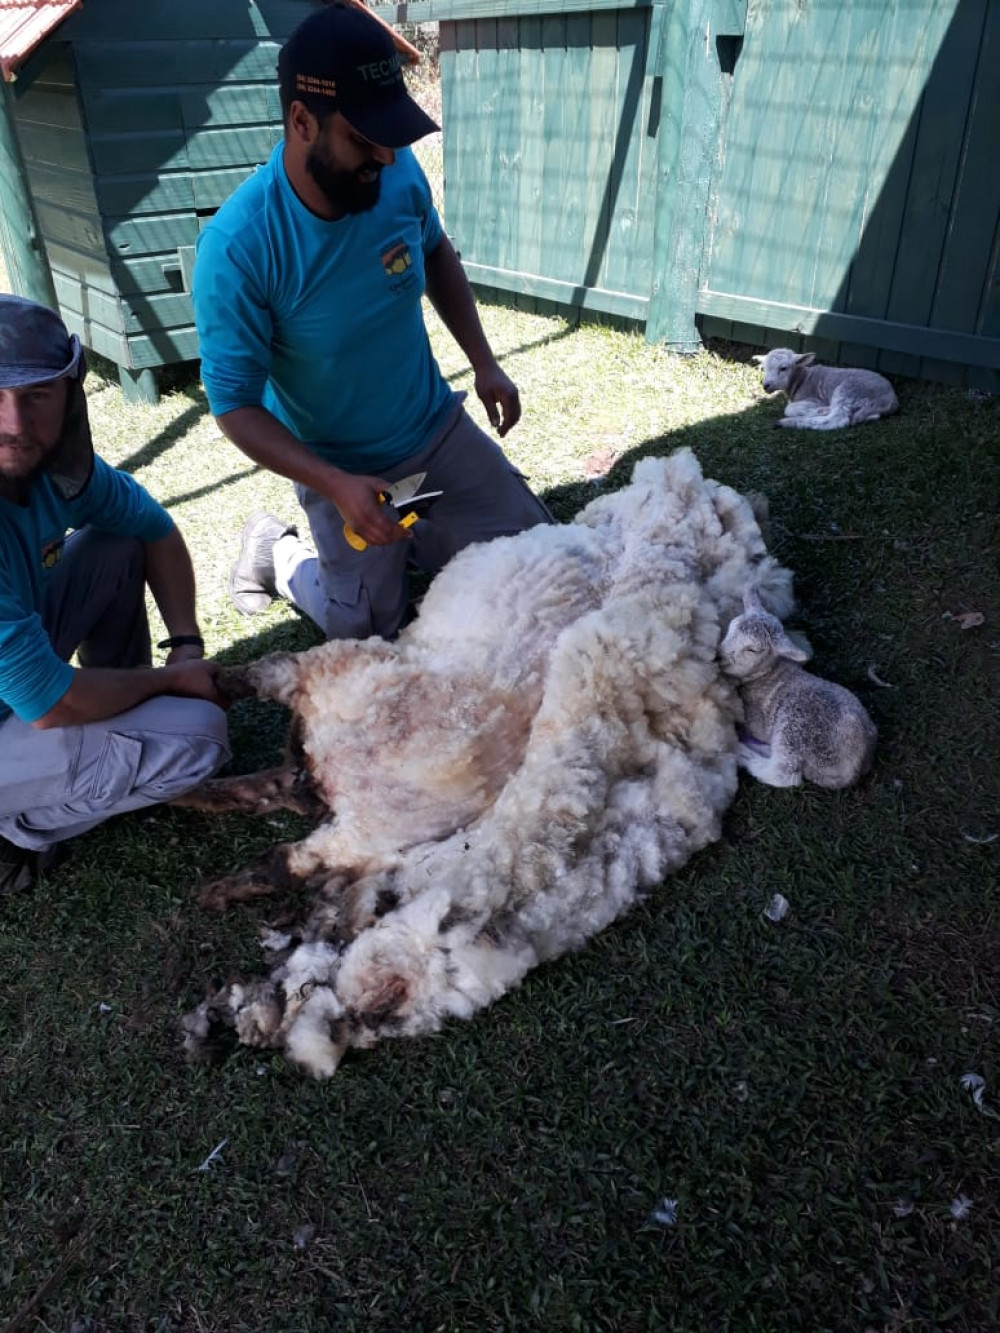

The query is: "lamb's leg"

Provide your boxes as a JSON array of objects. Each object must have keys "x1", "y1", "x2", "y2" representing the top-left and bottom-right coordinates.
[
  {"x1": 171, "y1": 764, "x2": 320, "y2": 817},
  {"x1": 776, "y1": 408, "x2": 851, "y2": 430},
  {"x1": 737, "y1": 742, "x2": 802, "y2": 787}
]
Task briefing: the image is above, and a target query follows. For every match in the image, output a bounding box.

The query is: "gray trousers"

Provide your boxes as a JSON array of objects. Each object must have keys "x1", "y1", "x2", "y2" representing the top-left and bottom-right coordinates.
[
  {"x1": 277, "y1": 401, "x2": 554, "y2": 640},
  {"x1": 0, "y1": 528, "x2": 230, "y2": 853}
]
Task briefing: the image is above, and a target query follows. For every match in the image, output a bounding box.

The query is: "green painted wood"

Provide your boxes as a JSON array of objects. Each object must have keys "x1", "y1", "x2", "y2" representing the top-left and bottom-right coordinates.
[
  {"x1": 118, "y1": 367, "x2": 161, "y2": 406},
  {"x1": 17, "y1": 122, "x2": 91, "y2": 174},
  {"x1": 17, "y1": 159, "x2": 99, "y2": 219},
  {"x1": 462, "y1": 260, "x2": 649, "y2": 319},
  {"x1": 0, "y1": 82, "x2": 58, "y2": 305},
  {"x1": 31, "y1": 200, "x2": 105, "y2": 265},
  {"x1": 73, "y1": 41, "x2": 282, "y2": 89},
  {"x1": 58, "y1": 0, "x2": 321, "y2": 42},
  {"x1": 88, "y1": 124, "x2": 278, "y2": 176},
  {"x1": 377, "y1": 0, "x2": 642, "y2": 19},
  {"x1": 51, "y1": 270, "x2": 194, "y2": 335},
  {"x1": 929, "y1": 2, "x2": 1000, "y2": 340},
  {"x1": 645, "y1": 0, "x2": 718, "y2": 349},
  {"x1": 711, "y1": 0, "x2": 746, "y2": 37},
  {"x1": 520, "y1": 12, "x2": 556, "y2": 284},
  {"x1": 441, "y1": 5, "x2": 661, "y2": 318},
  {"x1": 697, "y1": 0, "x2": 996, "y2": 383},
  {"x1": 595, "y1": 7, "x2": 656, "y2": 297},
  {"x1": 104, "y1": 213, "x2": 200, "y2": 260},
  {"x1": 695, "y1": 290, "x2": 1000, "y2": 369},
  {"x1": 45, "y1": 245, "x2": 191, "y2": 299},
  {"x1": 81, "y1": 85, "x2": 281, "y2": 135},
  {"x1": 95, "y1": 166, "x2": 254, "y2": 218}
]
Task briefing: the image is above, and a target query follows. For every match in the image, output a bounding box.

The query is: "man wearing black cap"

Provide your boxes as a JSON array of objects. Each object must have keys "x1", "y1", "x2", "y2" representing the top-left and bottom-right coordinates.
[
  {"x1": 0, "y1": 295, "x2": 230, "y2": 894},
  {"x1": 193, "y1": 0, "x2": 552, "y2": 641}
]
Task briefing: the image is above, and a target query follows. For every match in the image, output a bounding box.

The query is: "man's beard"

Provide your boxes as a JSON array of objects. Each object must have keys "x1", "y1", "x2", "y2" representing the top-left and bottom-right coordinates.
[
  {"x1": 306, "y1": 146, "x2": 383, "y2": 216},
  {"x1": 0, "y1": 437, "x2": 48, "y2": 490}
]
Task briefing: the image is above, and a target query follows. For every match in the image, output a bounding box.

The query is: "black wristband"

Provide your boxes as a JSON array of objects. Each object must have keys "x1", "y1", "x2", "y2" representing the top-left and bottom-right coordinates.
[{"x1": 158, "y1": 634, "x2": 204, "y2": 651}]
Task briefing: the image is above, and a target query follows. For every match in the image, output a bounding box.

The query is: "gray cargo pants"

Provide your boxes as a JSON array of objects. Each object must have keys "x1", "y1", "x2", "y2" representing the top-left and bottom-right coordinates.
[
  {"x1": 275, "y1": 400, "x2": 555, "y2": 640},
  {"x1": 0, "y1": 528, "x2": 230, "y2": 853}
]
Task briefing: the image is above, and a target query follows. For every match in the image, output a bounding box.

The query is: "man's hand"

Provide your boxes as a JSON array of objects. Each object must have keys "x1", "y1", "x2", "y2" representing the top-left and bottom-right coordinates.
[
  {"x1": 159, "y1": 659, "x2": 227, "y2": 708},
  {"x1": 475, "y1": 359, "x2": 521, "y2": 437},
  {"x1": 328, "y1": 472, "x2": 413, "y2": 547}
]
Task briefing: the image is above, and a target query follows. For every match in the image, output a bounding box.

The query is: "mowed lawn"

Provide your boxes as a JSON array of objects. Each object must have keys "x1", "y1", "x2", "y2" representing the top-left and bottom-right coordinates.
[{"x1": 1, "y1": 292, "x2": 998, "y2": 1331}]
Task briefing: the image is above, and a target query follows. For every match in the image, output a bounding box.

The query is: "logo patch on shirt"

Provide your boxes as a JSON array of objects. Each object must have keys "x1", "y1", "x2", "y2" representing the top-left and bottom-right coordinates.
[
  {"x1": 40, "y1": 538, "x2": 64, "y2": 570},
  {"x1": 382, "y1": 241, "x2": 413, "y2": 277}
]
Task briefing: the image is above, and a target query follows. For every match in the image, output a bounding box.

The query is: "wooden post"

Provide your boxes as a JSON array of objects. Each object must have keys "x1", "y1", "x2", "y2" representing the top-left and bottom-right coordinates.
[
  {"x1": 0, "y1": 79, "x2": 57, "y2": 306},
  {"x1": 645, "y1": 0, "x2": 726, "y2": 351}
]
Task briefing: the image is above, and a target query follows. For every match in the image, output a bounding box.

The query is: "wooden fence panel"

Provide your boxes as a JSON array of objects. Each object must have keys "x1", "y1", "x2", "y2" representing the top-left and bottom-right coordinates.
[{"x1": 696, "y1": 0, "x2": 999, "y2": 384}]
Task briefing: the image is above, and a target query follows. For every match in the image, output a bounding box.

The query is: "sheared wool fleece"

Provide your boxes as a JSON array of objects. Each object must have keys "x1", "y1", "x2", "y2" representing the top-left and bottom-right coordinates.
[{"x1": 184, "y1": 448, "x2": 794, "y2": 1077}]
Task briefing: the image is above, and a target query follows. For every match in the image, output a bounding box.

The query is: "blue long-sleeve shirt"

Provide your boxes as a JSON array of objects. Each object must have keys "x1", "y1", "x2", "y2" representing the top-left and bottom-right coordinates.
[{"x1": 0, "y1": 460, "x2": 174, "y2": 722}]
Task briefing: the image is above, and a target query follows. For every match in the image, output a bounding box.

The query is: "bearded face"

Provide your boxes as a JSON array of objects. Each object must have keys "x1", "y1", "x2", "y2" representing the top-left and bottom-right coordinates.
[
  {"x1": 305, "y1": 131, "x2": 384, "y2": 216},
  {"x1": 0, "y1": 379, "x2": 68, "y2": 498}
]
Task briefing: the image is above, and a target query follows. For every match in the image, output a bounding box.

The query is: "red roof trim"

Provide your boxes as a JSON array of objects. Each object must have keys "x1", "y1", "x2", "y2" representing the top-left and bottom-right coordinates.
[{"x1": 0, "y1": 2, "x2": 84, "y2": 83}]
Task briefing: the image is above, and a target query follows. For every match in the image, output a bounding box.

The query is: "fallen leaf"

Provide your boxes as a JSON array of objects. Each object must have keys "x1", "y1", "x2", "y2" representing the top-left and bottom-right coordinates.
[{"x1": 956, "y1": 611, "x2": 985, "y2": 630}]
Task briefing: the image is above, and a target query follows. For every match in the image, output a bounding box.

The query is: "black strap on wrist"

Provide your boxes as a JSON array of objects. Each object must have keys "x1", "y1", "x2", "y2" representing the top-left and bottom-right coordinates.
[{"x1": 157, "y1": 634, "x2": 204, "y2": 650}]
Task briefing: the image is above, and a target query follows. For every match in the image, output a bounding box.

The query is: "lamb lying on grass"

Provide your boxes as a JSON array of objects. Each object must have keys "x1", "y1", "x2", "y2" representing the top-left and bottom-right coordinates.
[
  {"x1": 719, "y1": 588, "x2": 877, "y2": 788},
  {"x1": 180, "y1": 449, "x2": 794, "y2": 1078},
  {"x1": 755, "y1": 348, "x2": 898, "y2": 430}
]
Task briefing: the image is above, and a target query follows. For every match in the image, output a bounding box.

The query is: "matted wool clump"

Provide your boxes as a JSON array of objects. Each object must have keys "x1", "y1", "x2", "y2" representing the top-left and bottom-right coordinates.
[{"x1": 182, "y1": 448, "x2": 794, "y2": 1077}]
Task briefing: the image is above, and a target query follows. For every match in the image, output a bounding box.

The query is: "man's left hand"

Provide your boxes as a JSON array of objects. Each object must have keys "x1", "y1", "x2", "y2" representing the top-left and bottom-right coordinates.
[{"x1": 475, "y1": 360, "x2": 521, "y2": 438}]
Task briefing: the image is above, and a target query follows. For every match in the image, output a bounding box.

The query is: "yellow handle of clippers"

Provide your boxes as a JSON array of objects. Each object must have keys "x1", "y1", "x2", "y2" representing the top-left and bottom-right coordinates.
[{"x1": 343, "y1": 502, "x2": 419, "y2": 552}]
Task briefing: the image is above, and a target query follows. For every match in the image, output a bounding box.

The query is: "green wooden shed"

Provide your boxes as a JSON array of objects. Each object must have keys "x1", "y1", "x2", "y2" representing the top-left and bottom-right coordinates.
[
  {"x1": 0, "y1": 0, "x2": 350, "y2": 402},
  {"x1": 417, "y1": 0, "x2": 1000, "y2": 388}
]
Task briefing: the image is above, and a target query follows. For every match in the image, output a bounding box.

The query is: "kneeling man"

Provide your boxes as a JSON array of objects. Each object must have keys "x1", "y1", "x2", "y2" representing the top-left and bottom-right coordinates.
[{"x1": 0, "y1": 295, "x2": 229, "y2": 893}]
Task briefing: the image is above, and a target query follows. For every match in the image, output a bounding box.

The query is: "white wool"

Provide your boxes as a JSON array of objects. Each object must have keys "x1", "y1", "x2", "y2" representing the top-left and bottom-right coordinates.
[{"x1": 186, "y1": 448, "x2": 795, "y2": 1075}]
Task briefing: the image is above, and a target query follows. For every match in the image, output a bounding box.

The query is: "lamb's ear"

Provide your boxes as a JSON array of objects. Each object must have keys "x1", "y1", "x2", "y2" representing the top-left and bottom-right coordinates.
[
  {"x1": 795, "y1": 352, "x2": 816, "y2": 367},
  {"x1": 751, "y1": 353, "x2": 766, "y2": 365},
  {"x1": 775, "y1": 631, "x2": 810, "y2": 663},
  {"x1": 742, "y1": 586, "x2": 764, "y2": 613}
]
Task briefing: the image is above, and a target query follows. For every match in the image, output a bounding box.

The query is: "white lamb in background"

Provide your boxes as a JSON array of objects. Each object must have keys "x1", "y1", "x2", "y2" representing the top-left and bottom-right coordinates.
[
  {"x1": 180, "y1": 448, "x2": 795, "y2": 1078},
  {"x1": 719, "y1": 588, "x2": 877, "y2": 788},
  {"x1": 754, "y1": 348, "x2": 899, "y2": 430}
]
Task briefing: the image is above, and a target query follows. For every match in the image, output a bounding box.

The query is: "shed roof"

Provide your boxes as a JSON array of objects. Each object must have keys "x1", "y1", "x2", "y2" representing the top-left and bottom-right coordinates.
[{"x1": 0, "y1": 0, "x2": 82, "y2": 82}]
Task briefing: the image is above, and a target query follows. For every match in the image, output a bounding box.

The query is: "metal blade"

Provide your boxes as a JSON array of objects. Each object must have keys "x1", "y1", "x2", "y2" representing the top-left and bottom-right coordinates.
[{"x1": 384, "y1": 472, "x2": 428, "y2": 506}]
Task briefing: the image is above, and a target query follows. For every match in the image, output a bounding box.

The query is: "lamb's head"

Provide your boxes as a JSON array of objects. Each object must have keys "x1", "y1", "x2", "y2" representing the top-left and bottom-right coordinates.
[
  {"x1": 719, "y1": 588, "x2": 810, "y2": 680},
  {"x1": 753, "y1": 348, "x2": 815, "y2": 395}
]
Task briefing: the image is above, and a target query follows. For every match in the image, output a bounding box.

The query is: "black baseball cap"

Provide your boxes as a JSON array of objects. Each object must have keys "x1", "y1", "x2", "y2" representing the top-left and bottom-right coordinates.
[{"x1": 278, "y1": 2, "x2": 440, "y2": 149}]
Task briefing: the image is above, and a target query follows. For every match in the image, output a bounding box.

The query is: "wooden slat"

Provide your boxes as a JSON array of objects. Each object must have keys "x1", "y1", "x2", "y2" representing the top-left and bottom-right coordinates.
[
  {"x1": 23, "y1": 158, "x2": 99, "y2": 216},
  {"x1": 376, "y1": 0, "x2": 649, "y2": 20},
  {"x1": 80, "y1": 84, "x2": 281, "y2": 134},
  {"x1": 53, "y1": 269, "x2": 194, "y2": 333},
  {"x1": 17, "y1": 121, "x2": 90, "y2": 173},
  {"x1": 104, "y1": 212, "x2": 199, "y2": 259},
  {"x1": 463, "y1": 260, "x2": 649, "y2": 319},
  {"x1": 695, "y1": 289, "x2": 1000, "y2": 368},
  {"x1": 58, "y1": 0, "x2": 314, "y2": 42},
  {"x1": 884, "y1": 0, "x2": 986, "y2": 330},
  {"x1": 73, "y1": 40, "x2": 281, "y2": 89},
  {"x1": 88, "y1": 123, "x2": 278, "y2": 176},
  {"x1": 929, "y1": 1, "x2": 1000, "y2": 337}
]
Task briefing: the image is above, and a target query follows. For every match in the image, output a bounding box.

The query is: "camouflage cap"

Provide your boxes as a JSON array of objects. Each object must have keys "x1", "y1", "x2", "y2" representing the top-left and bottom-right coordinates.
[
  {"x1": 0, "y1": 295, "x2": 93, "y2": 500},
  {"x1": 0, "y1": 294, "x2": 84, "y2": 389}
]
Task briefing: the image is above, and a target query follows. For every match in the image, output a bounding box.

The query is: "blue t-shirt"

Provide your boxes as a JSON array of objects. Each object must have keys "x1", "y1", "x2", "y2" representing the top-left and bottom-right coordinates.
[
  {"x1": 0, "y1": 460, "x2": 175, "y2": 723},
  {"x1": 192, "y1": 143, "x2": 457, "y2": 474}
]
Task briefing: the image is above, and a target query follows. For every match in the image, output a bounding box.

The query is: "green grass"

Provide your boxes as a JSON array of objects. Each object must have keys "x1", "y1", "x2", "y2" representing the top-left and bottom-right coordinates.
[{"x1": 1, "y1": 304, "x2": 998, "y2": 1333}]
